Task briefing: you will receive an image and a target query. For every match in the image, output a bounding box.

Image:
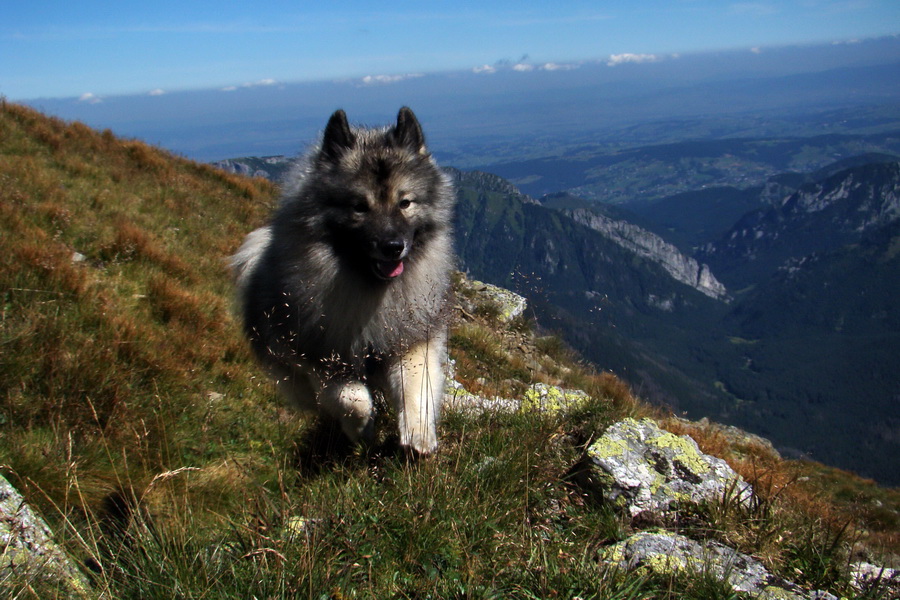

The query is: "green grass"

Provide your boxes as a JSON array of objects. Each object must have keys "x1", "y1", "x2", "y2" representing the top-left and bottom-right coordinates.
[
  {"x1": 7, "y1": 404, "x2": 769, "y2": 599},
  {"x1": 1, "y1": 100, "x2": 897, "y2": 599}
]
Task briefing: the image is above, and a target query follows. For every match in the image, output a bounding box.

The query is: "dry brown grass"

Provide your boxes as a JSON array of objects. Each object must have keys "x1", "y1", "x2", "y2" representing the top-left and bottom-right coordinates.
[{"x1": 0, "y1": 102, "x2": 281, "y2": 523}]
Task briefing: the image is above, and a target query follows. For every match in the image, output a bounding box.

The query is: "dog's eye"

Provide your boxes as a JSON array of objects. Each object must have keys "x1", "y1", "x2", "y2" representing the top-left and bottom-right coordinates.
[{"x1": 398, "y1": 198, "x2": 414, "y2": 210}]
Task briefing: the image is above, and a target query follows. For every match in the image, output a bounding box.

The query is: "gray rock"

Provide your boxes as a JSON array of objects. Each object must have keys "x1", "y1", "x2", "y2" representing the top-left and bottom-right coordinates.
[
  {"x1": 443, "y1": 377, "x2": 519, "y2": 414},
  {"x1": 0, "y1": 473, "x2": 90, "y2": 595},
  {"x1": 457, "y1": 277, "x2": 528, "y2": 323},
  {"x1": 581, "y1": 418, "x2": 753, "y2": 517},
  {"x1": 850, "y1": 561, "x2": 900, "y2": 597},
  {"x1": 442, "y1": 360, "x2": 520, "y2": 414},
  {"x1": 601, "y1": 531, "x2": 838, "y2": 600},
  {"x1": 443, "y1": 371, "x2": 591, "y2": 415}
]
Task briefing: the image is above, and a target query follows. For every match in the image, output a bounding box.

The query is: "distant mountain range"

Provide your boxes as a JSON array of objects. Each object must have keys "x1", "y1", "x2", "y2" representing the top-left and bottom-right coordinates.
[
  {"x1": 699, "y1": 160, "x2": 900, "y2": 287},
  {"x1": 215, "y1": 151, "x2": 900, "y2": 485},
  {"x1": 462, "y1": 158, "x2": 900, "y2": 484},
  {"x1": 478, "y1": 131, "x2": 900, "y2": 203}
]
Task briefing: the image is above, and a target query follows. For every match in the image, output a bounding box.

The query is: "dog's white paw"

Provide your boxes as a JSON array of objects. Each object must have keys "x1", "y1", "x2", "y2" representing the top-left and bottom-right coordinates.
[
  {"x1": 327, "y1": 381, "x2": 375, "y2": 444},
  {"x1": 399, "y1": 419, "x2": 438, "y2": 455}
]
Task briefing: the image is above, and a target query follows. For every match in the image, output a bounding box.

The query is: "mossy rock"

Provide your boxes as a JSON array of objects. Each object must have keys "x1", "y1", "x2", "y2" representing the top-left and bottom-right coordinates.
[
  {"x1": 521, "y1": 382, "x2": 590, "y2": 413},
  {"x1": 0, "y1": 474, "x2": 91, "y2": 596},
  {"x1": 601, "y1": 531, "x2": 839, "y2": 600},
  {"x1": 582, "y1": 418, "x2": 753, "y2": 517}
]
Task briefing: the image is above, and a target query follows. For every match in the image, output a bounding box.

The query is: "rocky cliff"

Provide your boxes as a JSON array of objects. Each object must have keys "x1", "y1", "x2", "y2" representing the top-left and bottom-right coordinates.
[
  {"x1": 566, "y1": 208, "x2": 729, "y2": 301},
  {"x1": 211, "y1": 155, "x2": 292, "y2": 181}
]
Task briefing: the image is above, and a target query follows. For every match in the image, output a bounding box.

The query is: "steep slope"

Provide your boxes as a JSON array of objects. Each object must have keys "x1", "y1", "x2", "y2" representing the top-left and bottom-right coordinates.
[
  {"x1": 451, "y1": 164, "x2": 900, "y2": 484},
  {"x1": 449, "y1": 169, "x2": 730, "y2": 412},
  {"x1": 713, "y1": 218, "x2": 900, "y2": 477},
  {"x1": 563, "y1": 207, "x2": 728, "y2": 300},
  {"x1": 0, "y1": 101, "x2": 284, "y2": 517}
]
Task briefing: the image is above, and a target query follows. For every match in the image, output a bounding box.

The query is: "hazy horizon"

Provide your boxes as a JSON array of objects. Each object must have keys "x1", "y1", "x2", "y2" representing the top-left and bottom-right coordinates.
[
  {"x1": 5, "y1": 2, "x2": 900, "y2": 101},
  {"x1": 15, "y1": 36, "x2": 899, "y2": 164}
]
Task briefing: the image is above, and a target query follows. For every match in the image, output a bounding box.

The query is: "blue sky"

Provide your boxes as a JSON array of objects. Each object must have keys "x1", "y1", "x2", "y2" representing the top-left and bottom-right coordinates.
[{"x1": 3, "y1": 1, "x2": 899, "y2": 100}]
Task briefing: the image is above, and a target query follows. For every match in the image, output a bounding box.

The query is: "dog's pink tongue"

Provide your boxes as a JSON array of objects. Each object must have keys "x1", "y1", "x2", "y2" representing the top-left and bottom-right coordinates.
[
  {"x1": 388, "y1": 261, "x2": 404, "y2": 277},
  {"x1": 379, "y1": 260, "x2": 404, "y2": 278}
]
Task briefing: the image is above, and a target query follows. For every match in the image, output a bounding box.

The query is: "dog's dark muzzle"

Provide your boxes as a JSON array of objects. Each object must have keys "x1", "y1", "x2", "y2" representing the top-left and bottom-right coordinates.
[{"x1": 372, "y1": 238, "x2": 409, "y2": 280}]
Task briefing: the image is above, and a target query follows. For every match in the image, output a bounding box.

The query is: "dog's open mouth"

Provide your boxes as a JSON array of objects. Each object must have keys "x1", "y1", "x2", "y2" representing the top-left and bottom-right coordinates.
[{"x1": 374, "y1": 259, "x2": 405, "y2": 280}]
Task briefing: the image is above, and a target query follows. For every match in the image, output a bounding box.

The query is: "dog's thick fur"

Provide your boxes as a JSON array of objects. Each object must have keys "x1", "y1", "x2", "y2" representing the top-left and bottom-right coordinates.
[{"x1": 231, "y1": 108, "x2": 455, "y2": 454}]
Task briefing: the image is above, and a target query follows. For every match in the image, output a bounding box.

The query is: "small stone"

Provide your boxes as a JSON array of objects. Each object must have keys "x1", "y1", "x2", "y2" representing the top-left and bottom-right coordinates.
[
  {"x1": 283, "y1": 516, "x2": 322, "y2": 541},
  {"x1": 443, "y1": 377, "x2": 519, "y2": 414},
  {"x1": 850, "y1": 561, "x2": 900, "y2": 596}
]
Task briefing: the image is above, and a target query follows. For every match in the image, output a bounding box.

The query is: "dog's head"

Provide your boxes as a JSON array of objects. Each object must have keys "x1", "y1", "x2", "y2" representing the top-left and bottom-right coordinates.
[{"x1": 311, "y1": 107, "x2": 453, "y2": 283}]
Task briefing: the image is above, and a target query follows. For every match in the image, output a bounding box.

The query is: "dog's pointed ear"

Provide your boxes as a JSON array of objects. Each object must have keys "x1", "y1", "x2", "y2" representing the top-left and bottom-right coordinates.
[
  {"x1": 391, "y1": 107, "x2": 426, "y2": 154},
  {"x1": 321, "y1": 109, "x2": 355, "y2": 163}
]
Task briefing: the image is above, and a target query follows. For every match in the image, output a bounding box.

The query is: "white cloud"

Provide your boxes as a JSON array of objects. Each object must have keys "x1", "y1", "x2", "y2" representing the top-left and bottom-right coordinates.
[
  {"x1": 750, "y1": 46, "x2": 762, "y2": 54},
  {"x1": 472, "y1": 64, "x2": 497, "y2": 74},
  {"x1": 606, "y1": 53, "x2": 659, "y2": 67},
  {"x1": 244, "y1": 78, "x2": 277, "y2": 87},
  {"x1": 512, "y1": 63, "x2": 534, "y2": 72},
  {"x1": 541, "y1": 62, "x2": 578, "y2": 71},
  {"x1": 78, "y1": 92, "x2": 102, "y2": 104},
  {"x1": 220, "y1": 79, "x2": 279, "y2": 92},
  {"x1": 148, "y1": 88, "x2": 166, "y2": 96},
  {"x1": 359, "y1": 73, "x2": 424, "y2": 85}
]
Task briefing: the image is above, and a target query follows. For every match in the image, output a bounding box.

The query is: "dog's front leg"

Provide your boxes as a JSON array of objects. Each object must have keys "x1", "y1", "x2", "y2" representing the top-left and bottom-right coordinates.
[
  {"x1": 319, "y1": 379, "x2": 376, "y2": 445},
  {"x1": 276, "y1": 361, "x2": 375, "y2": 444},
  {"x1": 388, "y1": 329, "x2": 447, "y2": 454}
]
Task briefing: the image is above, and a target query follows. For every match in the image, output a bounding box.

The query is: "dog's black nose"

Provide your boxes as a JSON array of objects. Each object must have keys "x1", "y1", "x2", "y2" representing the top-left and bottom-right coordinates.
[{"x1": 380, "y1": 239, "x2": 406, "y2": 260}]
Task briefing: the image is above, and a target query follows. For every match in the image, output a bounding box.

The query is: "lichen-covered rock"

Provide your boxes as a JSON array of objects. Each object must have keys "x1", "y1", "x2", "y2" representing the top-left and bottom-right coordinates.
[
  {"x1": 521, "y1": 383, "x2": 591, "y2": 412},
  {"x1": 601, "y1": 531, "x2": 838, "y2": 600},
  {"x1": 581, "y1": 418, "x2": 752, "y2": 516},
  {"x1": 444, "y1": 376, "x2": 592, "y2": 415},
  {"x1": 443, "y1": 376, "x2": 519, "y2": 413},
  {"x1": 0, "y1": 473, "x2": 90, "y2": 595},
  {"x1": 283, "y1": 516, "x2": 323, "y2": 542},
  {"x1": 458, "y1": 277, "x2": 527, "y2": 323}
]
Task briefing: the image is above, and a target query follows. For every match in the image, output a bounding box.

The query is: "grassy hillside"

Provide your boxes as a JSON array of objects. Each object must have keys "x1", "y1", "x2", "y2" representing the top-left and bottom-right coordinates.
[{"x1": 1, "y1": 101, "x2": 897, "y2": 598}]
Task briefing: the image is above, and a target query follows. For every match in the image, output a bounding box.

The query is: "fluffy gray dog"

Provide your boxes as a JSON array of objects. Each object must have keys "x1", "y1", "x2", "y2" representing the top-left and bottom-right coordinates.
[{"x1": 231, "y1": 107, "x2": 455, "y2": 454}]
